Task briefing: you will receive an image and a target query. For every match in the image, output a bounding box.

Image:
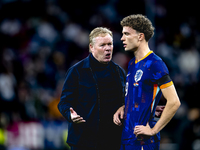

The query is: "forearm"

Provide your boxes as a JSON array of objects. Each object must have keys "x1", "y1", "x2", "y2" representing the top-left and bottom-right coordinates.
[
  {"x1": 58, "y1": 100, "x2": 72, "y2": 122},
  {"x1": 134, "y1": 85, "x2": 181, "y2": 137},
  {"x1": 152, "y1": 99, "x2": 180, "y2": 134},
  {"x1": 58, "y1": 67, "x2": 79, "y2": 122}
]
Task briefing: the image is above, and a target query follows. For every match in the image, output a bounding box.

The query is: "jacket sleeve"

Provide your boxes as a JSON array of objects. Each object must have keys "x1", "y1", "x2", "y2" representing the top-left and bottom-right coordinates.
[
  {"x1": 117, "y1": 66, "x2": 126, "y2": 106},
  {"x1": 58, "y1": 67, "x2": 79, "y2": 122}
]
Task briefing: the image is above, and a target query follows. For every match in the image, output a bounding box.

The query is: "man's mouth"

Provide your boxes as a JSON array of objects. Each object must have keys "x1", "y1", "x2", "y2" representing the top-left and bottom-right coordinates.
[{"x1": 105, "y1": 53, "x2": 111, "y2": 58}]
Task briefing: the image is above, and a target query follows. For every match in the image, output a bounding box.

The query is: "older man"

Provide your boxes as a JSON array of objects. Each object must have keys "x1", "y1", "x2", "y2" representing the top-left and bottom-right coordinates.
[{"x1": 58, "y1": 27, "x2": 126, "y2": 150}]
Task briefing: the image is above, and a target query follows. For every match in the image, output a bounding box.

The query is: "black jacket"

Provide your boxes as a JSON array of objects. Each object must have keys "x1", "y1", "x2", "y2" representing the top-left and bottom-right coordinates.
[{"x1": 58, "y1": 54, "x2": 126, "y2": 148}]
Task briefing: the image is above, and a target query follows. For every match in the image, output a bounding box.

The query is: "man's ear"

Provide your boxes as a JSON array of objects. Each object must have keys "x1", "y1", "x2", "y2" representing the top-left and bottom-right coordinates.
[
  {"x1": 89, "y1": 43, "x2": 93, "y2": 52},
  {"x1": 138, "y1": 33, "x2": 145, "y2": 41}
]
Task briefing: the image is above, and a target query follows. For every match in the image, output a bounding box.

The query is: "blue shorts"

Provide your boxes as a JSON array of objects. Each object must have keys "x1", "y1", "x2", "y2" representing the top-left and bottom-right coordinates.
[{"x1": 120, "y1": 142, "x2": 160, "y2": 150}]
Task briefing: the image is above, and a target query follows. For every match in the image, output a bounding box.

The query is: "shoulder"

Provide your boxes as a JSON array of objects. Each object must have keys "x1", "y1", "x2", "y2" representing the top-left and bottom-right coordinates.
[
  {"x1": 66, "y1": 56, "x2": 90, "y2": 76},
  {"x1": 69, "y1": 56, "x2": 90, "y2": 69},
  {"x1": 149, "y1": 52, "x2": 170, "y2": 79},
  {"x1": 150, "y1": 53, "x2": 167, "y2": 68},
  {"x1": 72, "y1": 56, "x2": 89, "y2": 68},
  {"x1": 150, "y1": 52, "x2": 163, "y2": 62}
]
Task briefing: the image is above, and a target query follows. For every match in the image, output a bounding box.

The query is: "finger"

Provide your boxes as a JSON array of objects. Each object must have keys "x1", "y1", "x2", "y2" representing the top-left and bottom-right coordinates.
[
  {"x1": 73, "y1": 117, "x2": 86, "y2": 123},
  {"x1": 115, "y1": 122, "x2": 122, "y2": 126},
  {"x1": 134, "y1": 126, "x2": 143, "y2": 134},
  {"x1": 113, "y1": 116, "x2": 119, "y2": 125},
  {"x1": 120, "y1": 112, "x2": 124, "y2": 119},
  {"x1": 113, "y1": 116, "x2": 117, "y2": 125},
  {"x1": 70, "y1": 107, "x2": 74, "y2": 113},
  {"x1": 134, "y1": 129, "x2": 138, "y2": 135},
  {"x1": 71, "y1": 115, "x2": 81, "y2": 121},
  {"x1": 135, "y1": 125, "x2": 142, "y2": 129},
  {"x1": 134, "y1": 129, "x2": 142, "y2": 136},
  {"x1": 72, "y1": 115, "x2": 81, "y2": 119},
  {"x1": 155, "y1": 112, "x2": 161, "y2": 117},
  {"x1": 157, "y1": 105, "x2": 165, "y2": 111},
  {"x1": 160, "y1": 106, "x2": 165, "y2": 109},
  {"x1": 76, "y1": 119, "x2": 86, "y2": 123},
  {"x1": 134, "y1": 126, "x2": 139, "y2": 132},
  {"x1": 114, "y1": 116, "x2": 121, "y2": 126},
  {"x1": 115, "y1": 120, "x2": 122, "y2": 126}
]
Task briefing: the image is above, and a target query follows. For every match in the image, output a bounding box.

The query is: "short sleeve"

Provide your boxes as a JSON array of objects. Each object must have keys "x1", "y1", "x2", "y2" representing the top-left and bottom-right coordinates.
[{"x1": 151, "y1": 59, "x2": 173, "y2": 89}]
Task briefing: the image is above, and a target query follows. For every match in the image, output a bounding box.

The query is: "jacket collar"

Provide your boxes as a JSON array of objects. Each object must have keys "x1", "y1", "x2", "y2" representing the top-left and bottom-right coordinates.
[{"x1": 82, "y1": 54, "x2": 91, "y2": 68}]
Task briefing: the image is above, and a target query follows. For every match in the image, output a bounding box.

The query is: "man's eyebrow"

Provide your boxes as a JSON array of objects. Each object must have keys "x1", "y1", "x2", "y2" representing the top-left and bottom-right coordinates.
[
  {"x1": 122, "y1": 31, "x2": 129, "y2": 34},
  {"x1": 99, "y1": 41, "x2": 113, "y2": 45}
]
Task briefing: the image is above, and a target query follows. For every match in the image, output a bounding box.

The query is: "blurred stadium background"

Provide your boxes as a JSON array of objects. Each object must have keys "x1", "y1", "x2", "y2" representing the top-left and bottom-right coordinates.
[{"x1": 0, "y1": 0, "x2": 200, "y2": 150}]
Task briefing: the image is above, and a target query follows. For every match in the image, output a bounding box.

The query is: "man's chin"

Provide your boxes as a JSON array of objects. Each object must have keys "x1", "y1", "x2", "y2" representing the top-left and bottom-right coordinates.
[
  {"x1": 125, "y1": 47, "x2": 136, "y2": 52},
  {"x1": 101, "y1": 59, "x2": 111, "y2": 64},
  {"x1": 125, "y1": 48, "x2": 131, "y2": 52}
]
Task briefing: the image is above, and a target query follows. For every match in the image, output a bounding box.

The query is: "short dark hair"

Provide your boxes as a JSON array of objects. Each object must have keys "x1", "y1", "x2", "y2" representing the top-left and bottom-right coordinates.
[{"x1": 120, "y1": 14, "x2": 155, "y2": 41}]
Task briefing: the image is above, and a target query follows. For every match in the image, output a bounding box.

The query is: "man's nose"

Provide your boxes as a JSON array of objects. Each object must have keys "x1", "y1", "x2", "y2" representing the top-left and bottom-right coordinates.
[
  {"x1": 121, "y1": 35, "x2": 124, "y2": 41},
  {"x1": 105, "y1": 45, "x2": 112, "y2": 50}
]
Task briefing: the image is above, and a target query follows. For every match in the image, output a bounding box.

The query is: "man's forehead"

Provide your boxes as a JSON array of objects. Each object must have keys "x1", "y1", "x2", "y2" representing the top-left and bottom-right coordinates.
[
  {"x1": 94, "y1": 34, "x2": 113, "y2": 42},
  {"x1": 122, "y1": 26, "x2": 136, "y2": 33}
]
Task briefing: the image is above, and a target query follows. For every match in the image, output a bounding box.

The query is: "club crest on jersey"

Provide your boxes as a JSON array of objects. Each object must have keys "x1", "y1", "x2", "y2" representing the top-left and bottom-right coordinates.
[{"x1": 134, "y1": 69, "x2": 143, "y2": 87}]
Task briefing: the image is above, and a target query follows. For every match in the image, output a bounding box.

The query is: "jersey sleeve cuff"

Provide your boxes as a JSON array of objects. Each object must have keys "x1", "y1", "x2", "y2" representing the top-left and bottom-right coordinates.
[{"x1": 160, "y1": 81, "x2": 173, "y2": 89}]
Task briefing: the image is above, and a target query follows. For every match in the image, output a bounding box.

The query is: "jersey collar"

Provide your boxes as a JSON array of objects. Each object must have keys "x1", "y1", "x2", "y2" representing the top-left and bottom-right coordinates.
[{"x1": 135, "y1": 50, "x2": 153, "y2": 64}]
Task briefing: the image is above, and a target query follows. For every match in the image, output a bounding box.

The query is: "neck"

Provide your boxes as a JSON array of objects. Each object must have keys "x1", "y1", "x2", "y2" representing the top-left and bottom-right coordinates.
[
  {"x1": 134, "y1": 42, "x2": 150, "y2": 62},
  {"x1": 90, "y1": 54, "x2": 109, "y2": 66}
]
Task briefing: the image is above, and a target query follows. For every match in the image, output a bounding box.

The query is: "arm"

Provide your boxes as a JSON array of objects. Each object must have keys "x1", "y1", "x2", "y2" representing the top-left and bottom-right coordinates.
[
  {"x1": 57, "y1": 67, "x2": 80, "y2": 122},
  {"x1": 134, "y1": 84, "x2": 181, "y2": 136}
]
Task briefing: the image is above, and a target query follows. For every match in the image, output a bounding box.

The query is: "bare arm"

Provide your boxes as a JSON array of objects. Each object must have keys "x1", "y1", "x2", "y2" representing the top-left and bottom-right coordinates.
[
  {"x1": 134, "y1": 84, "x2": 181, "y2": 136},
  {"x1": 152, "y1": 85, "x2": 181, "y2": 133}
]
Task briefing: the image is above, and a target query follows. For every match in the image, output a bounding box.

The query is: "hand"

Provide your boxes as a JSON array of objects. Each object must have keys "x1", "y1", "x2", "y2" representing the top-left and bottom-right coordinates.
[
  {"x1": 155, "y1": 105, "x2": 165, "y2": 118},
  {"x1": 113, "y1": 105, "x2": 125, "y2": 126},
  {"x1": 70, "y1": 107, "x2": 86, "y2": 123},
  {"x1": 134, "y1": 123, "x2": 155, "y2": 137}
]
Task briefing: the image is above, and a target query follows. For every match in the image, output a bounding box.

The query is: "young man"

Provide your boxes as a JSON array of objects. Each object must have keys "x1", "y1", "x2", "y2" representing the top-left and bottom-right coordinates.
[
  {"x1": 113, "y1": 14, "x2": 181, "y2": 150},
  {"x1": 58, "y1": 27, "x2": 126, "y2": 150}
]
